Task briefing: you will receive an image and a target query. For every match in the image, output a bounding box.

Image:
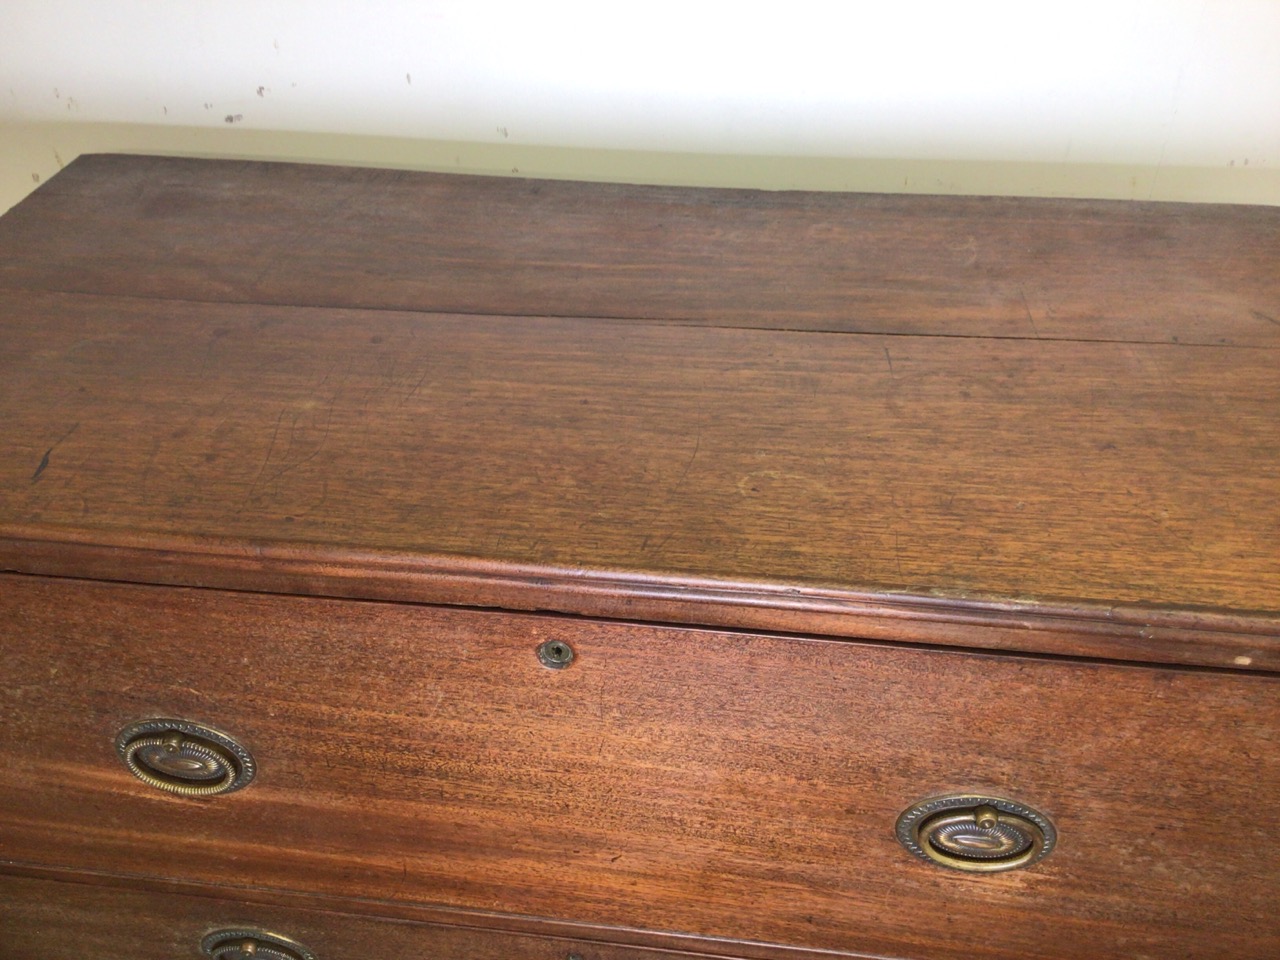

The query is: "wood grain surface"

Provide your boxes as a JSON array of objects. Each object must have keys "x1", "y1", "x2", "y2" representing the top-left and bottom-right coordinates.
[
  {"x1": 0, "y1": 154, "x2": 1277, "y2": 345},
  {"x1": 0, "y1": 872, "x2": 765, "y2": 960},
  {"x1": 5, "y1": 153, "x2": 1279, "y2": 960},
  {"x1": 0, "y1": 863, "x2": 877, "y2": 960},
  {"x1": 2, "y1": 575, "x2": 1276, "y2": 960},
  {"x1": 0, "y1": 287, "x2": 1277, "y2": 667}
]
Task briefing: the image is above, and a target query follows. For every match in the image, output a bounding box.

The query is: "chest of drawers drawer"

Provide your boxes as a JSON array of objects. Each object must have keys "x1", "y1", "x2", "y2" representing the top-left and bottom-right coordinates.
[
  {"x1": 2, "y1": 573, "x2": 1277, "y2": 959},
  {"x1": 0, "y1": 872, "x2": 700, "y2": 960},
  {"x1": 0, "y1": 155, "x2": 1277, "y2": 959}
]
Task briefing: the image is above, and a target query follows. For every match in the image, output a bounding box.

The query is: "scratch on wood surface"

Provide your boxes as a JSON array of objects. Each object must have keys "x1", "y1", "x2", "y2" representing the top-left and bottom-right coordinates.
[
  {"x1": 246, "y1": 408, "x2": 288, "y2": 502},
  {"x1": 421, "y1": 688, "x2": 446, "y2": 722},
  {"x1": 675, "y1": 431, "x2": 702, "y2": 491},
  {"x1": 30, "y1": 422, "x2": 80, "y2": 483},
  {"x1": 646, "y1": 431, "x2": 702, "y2": 554},
  {"x1": 1018, "y1": 287, "x2": 1042, "y2": 339},
  {"x1": 404, "y1": 367, "x2": 431, "y2": 404},
  {"x1": 255, "y1": 399, "x2": 337, "y2": 494}
]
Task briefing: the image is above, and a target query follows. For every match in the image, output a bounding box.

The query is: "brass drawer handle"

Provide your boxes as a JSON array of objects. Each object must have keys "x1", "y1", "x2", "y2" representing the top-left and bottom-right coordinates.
[
  {"x1": 202, "y1": 930, "x2": 316, "y2": 960},
  {"x1": 896, "y1": 794, "x2": 1056, "y2": 872},
  {"x1": 115, "y1": 719, "x2": 256, "y2": 797}
]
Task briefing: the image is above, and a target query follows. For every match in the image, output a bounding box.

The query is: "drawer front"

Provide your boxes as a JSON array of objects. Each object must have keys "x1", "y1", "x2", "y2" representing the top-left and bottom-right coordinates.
[
  {"x1": 0, "y1": 872, "x2": 713, "y2": 960},
  {"x1": 1, "y1": 573, "x2": 1277, "y2": 960}
]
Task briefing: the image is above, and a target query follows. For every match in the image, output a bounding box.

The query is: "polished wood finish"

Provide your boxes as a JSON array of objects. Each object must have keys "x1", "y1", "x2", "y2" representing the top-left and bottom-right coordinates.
[
  {"x1": 1, "y1": 575, "x2": 1276, "y2": 960},
  {"x1": 0, "y1": 287, "x2": 1277, "y2": 669},
  {"x1": 0, "y1": 862, "x2": 865, "y2": 960},
  {"x1": 0, "y1": 872, "x2": 737, "y2": 960},
  {"x1": 1, "y1": 154, "x2": 1278, "y2": 345},
  {"x1": 1, "y1": 156, "x2": 1278, "y2": 960}
]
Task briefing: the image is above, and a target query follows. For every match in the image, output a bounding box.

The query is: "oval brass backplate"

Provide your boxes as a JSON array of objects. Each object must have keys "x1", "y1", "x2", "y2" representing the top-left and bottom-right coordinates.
[
  {"x1": 115, "y1": 719, "x2": 256, "y2": 798},
  {"x1": 896, "y1": 794, "x2": 1056, "y2": 872},
  {"x1": 201, "y1": 929, "x2": 316, "y2": 960}
]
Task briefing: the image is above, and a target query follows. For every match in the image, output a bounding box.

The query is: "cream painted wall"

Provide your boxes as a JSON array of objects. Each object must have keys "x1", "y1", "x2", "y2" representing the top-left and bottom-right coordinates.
[{"x1": 2, "y1": 1, "x2": 1278, "y2": 212}]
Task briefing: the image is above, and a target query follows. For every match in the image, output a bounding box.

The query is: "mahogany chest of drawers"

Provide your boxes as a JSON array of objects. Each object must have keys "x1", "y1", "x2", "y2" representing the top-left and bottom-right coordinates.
[{"x1": 0, "y1": 155, "x2": 1277, "y2": 960}]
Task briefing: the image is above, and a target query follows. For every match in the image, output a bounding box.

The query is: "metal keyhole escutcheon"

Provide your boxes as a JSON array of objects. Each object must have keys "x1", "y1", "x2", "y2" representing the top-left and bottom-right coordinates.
[{"x1": 537, "y1": 639, "x2": 575, "y2": 669}]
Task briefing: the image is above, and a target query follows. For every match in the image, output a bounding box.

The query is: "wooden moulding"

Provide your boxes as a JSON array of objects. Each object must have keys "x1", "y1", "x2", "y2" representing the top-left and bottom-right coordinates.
[{"x1": 1, "y1": 533, "x2": 1278, "y2": 671}]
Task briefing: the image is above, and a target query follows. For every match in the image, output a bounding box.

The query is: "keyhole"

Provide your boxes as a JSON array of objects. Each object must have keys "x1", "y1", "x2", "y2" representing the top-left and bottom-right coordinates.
[{"x1": 537, "y1": 639, "x2": 575, "y2": 669}]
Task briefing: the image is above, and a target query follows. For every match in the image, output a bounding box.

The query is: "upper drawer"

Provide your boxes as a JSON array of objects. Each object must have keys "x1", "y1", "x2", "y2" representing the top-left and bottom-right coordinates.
[{"x1": 1, "y1": 573, "x2": 1276, "y2": 960}]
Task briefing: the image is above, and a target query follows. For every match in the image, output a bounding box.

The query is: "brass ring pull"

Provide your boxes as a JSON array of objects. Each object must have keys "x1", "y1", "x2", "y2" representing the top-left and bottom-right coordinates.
[
  {"x1": 202, "y1": 930, "x2": 316, "y2": 960},
  {"x1": 896, "y1": 794, "x2": 1056, "y2": 872},
  {"x1": 115, "y1": 719, "x2": 256, "y2": 797}
]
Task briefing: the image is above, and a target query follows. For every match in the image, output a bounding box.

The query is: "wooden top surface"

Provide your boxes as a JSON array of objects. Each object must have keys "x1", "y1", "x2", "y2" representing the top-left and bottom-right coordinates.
[
  {"x1": 0, "y1": 155, "x2": 1277, "y2": 668},
  {"x1": 2, "y1": 154, "x2": 1278, "y2": 344}
]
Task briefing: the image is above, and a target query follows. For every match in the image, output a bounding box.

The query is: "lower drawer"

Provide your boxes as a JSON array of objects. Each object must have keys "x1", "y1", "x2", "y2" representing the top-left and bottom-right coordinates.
[
  {"x1": 1, "y1": 574, "x2": 1277, "y2": 959},
  {"x1": 0, "y1": 871, "x2": 717, "y2": 960}
]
